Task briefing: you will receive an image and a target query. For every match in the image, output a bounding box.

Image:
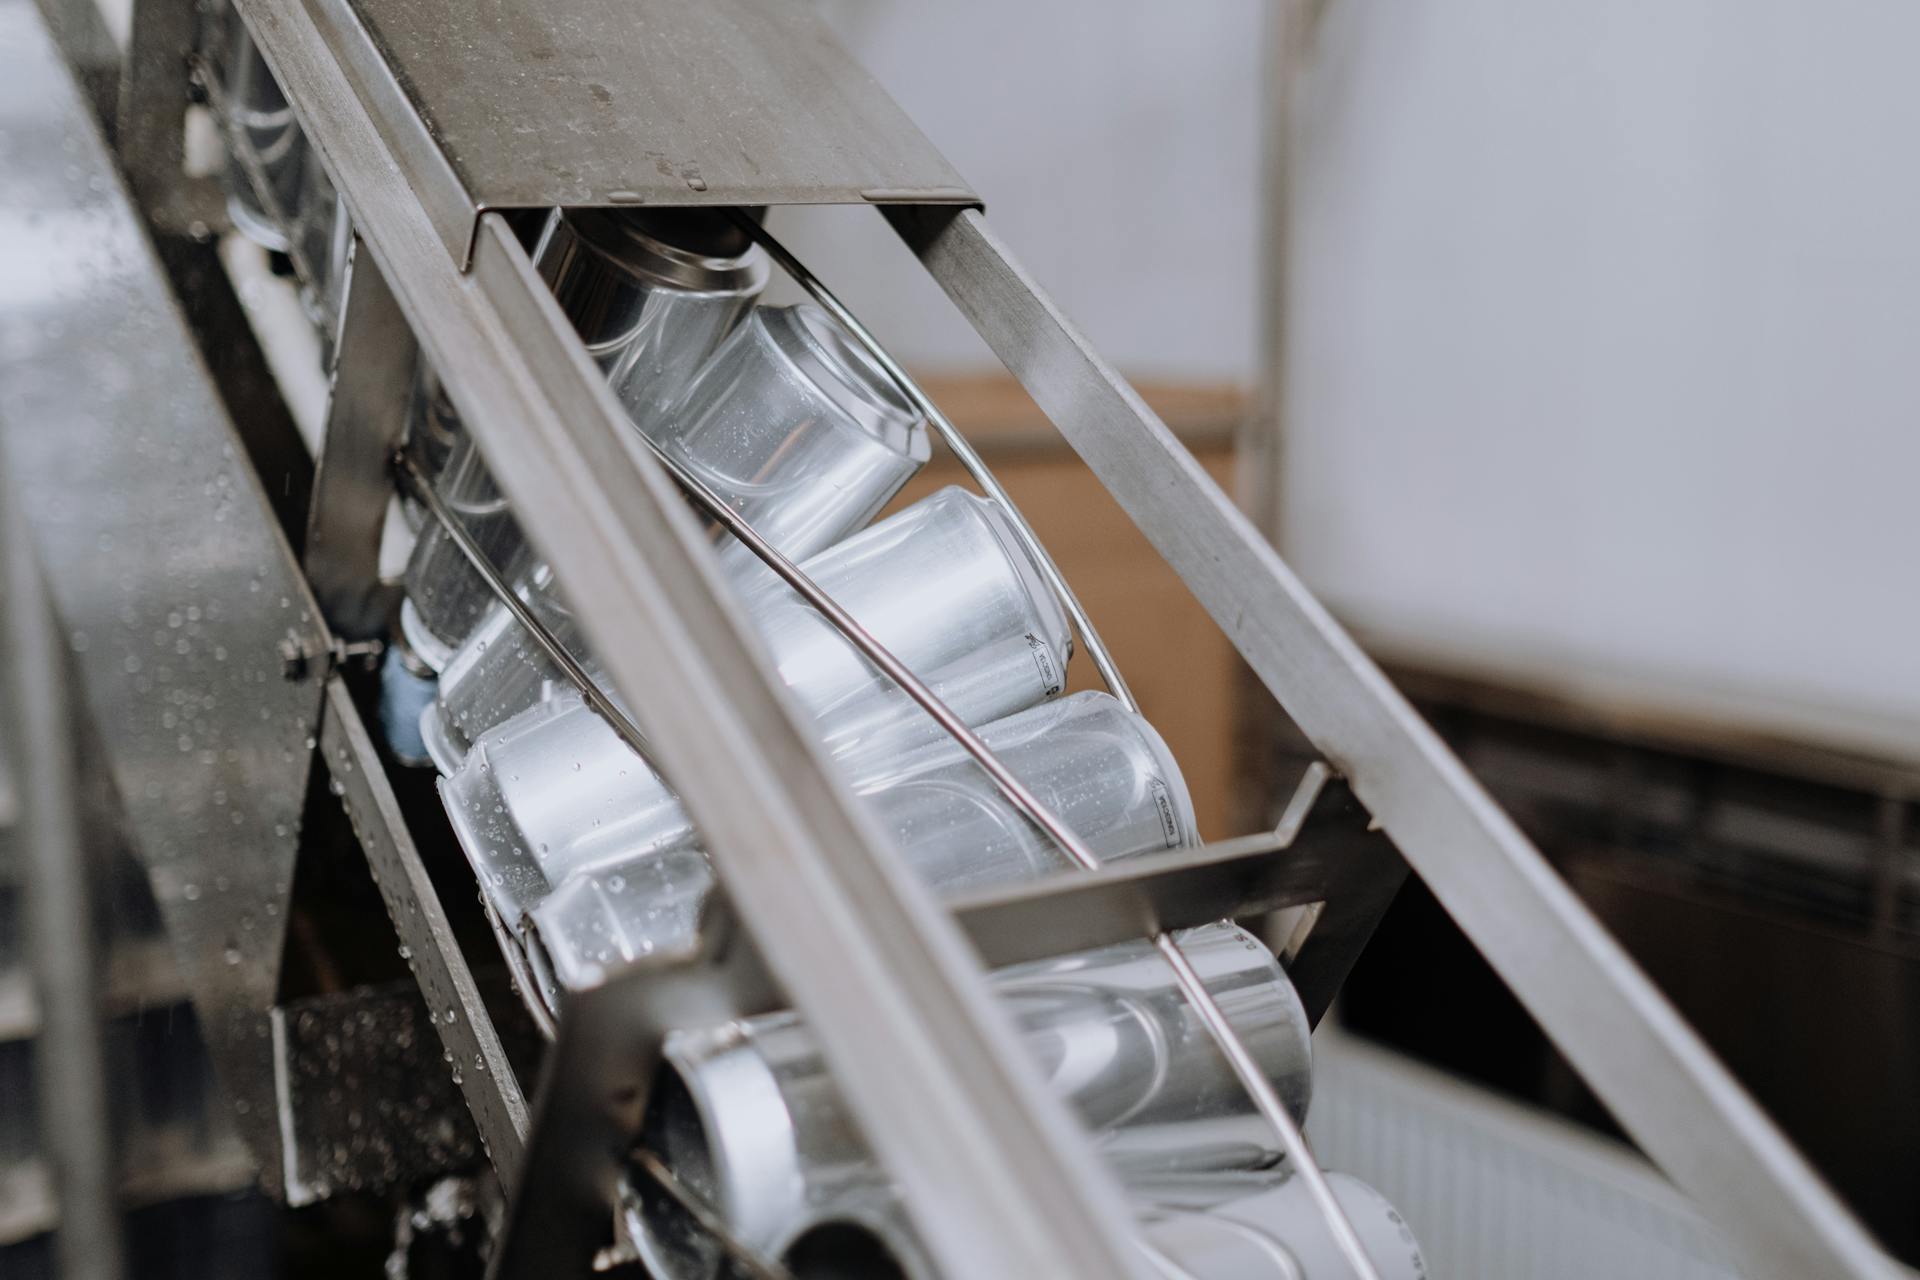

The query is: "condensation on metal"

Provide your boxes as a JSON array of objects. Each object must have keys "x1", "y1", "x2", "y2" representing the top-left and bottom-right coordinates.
[
  {"x1": 0, "y1": 0, "x2": 327, "y2": 1191},
  {"x1": 321, "y1": 0, "x2": 977, "y2": 262}
]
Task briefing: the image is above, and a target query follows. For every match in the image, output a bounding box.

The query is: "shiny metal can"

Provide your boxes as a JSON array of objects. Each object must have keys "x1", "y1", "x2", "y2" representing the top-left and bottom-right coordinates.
[
  {"x1": 1140, "y1": 1173, "x2": 1429, "y2": 1280},
  {"x1": 213, "y1": 9, "x2": 305, "y2": 252},
  {"x1": 397, "y1": 211, "x2": 768, "y2": 668},
  {"x1": 765, "y1": 1171, "x2": 1427, "y2": 1280},
  {"x1": 517, "y1": 691, "x2": 1192, "y2": 1000},
  {"x1": 418, "y1": 296, "x2": 928, "y2": 733},
  {"x1": 439, "y1": 486, "x2": 1073, "y2": 936},
  {"x1": 535, "y1": 207, "x2": 769, "y2": 394},
  {"x1": 625, "y1": 923, "x2": 1314, "y2": 1280}
]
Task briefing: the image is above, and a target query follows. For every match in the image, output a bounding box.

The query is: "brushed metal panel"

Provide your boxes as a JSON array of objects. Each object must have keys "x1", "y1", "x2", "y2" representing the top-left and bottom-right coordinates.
[{"x1": 0, "y1": 0, "x2": 329, "y2": 1192}]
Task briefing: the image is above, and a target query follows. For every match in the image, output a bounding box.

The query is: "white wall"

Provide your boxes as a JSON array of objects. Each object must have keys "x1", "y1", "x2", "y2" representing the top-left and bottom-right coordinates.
[
  {"x1": 782, "y1": 1, "x2": 1265, "y2": 382},
  {"x1": 1285, "y1": 0, "x2": 1920, "y2": 760}
]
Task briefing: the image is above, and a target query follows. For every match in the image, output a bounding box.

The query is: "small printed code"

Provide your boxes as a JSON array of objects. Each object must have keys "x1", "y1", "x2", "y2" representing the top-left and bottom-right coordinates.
[
  {"x1": 1024, "y1": 632, "x2": 1062, "y2": 695},
  {"x1": 1149, "y1": 777, "x2": 1180, "y2": 846}
]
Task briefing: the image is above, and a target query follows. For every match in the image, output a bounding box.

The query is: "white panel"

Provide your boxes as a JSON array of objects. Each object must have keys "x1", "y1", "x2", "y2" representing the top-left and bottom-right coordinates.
[
  {"x1": 789, "y1": 0, "x2": 1265, "y2": 382},
  {"x1": 1284, "y1": 0, "x2": 1920, "y2": 761}
]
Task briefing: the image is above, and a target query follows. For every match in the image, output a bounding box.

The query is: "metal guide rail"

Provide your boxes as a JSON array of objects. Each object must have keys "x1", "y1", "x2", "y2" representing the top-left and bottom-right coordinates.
[{"x1": 0, "y1": 0, "x2": 1901, "y2": 1277}]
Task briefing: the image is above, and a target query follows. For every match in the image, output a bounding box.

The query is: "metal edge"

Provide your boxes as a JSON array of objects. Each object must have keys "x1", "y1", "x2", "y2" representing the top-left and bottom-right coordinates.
[
  {"x1": 0, "y1": 0, "x2": 329, "y2": 1194},
  {"x1": 303, "y1": 235, "x2": 414, "y2": 637},
  {"x1": 236, "y1": 0, "x2": 477, "y2": 265},
  {"x1": 317, "y1": 675, "x2": 530, "y2": 1177},
  {"x1": 945, "y1": 779, "x2": 1397, "y2": 971}
]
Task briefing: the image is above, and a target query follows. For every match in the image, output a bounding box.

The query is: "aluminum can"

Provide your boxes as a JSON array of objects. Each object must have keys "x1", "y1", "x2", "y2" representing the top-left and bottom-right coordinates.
[
  {"x1": 625, "y1": 923, "x2": 1314, "y2": 1280},
  {"x1": 420, "y1": 299, "x2": 930, "y2": 739},
  {"x1": 1139, "y1": 1173, "x2": 1429, "y2": 1280},
  {"x1": 398, "y1": 212, "x2": 769, "y2": 666},
  {"x1": 440, "y1": 487, "x2": 1073, "y2": 932},
  {"x1": 767, "y1": 1172, "x2": 1426, "y2": 1280},
  {"x1": 213, "y1": 9, "x2": 304, "y2": 252},
  {"x1": 517, "y1": 691, "x2": 1192, "y2": 999},
  {"x1": 535, "y1": 208, "x2": 768, "y2": 391}
]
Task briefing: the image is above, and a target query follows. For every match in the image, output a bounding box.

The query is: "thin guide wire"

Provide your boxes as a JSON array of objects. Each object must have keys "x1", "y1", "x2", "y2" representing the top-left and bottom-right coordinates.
[{"x1": 727, "y1": 211, "x2": 1140, "y2": 715}]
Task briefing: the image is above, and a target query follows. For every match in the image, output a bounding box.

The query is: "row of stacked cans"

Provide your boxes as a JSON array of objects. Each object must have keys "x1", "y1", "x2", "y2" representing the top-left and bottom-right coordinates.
[
  {"x1": 375, "y1": 206, "x2": 1424, "y2": 1277},
  {"x1": 199, "y1": 5, "x2": 353, "y2": 354}
]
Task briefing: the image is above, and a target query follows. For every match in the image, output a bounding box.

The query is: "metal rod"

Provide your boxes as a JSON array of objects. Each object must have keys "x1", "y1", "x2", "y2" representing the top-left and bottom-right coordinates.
[
  {"x1": 1, "y1": 449, "x2": 125, "y2": 1280},
  {"x1": 1154, "y1": 933, "x2": 1379, "y2": 1280},
  {"x1": 630, "y1": 1148, "x2": 797, "y2": 1280},
  {"x1": 484, "y1": 900, "x2": 559, "y2": 1044},
  {"x1": 727, "y1": 211, "x2": 1140, "y2": 714},
  {"x1": 395, "y1": 449, "x2": 650, "y2": 761}
]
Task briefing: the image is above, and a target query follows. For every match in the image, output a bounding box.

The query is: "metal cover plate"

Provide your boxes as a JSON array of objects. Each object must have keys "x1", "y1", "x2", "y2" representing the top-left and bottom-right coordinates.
[
  {"x1": 307, "y1": 0, "x2": 976, "y2": 263},
  {"x1": 0, "y1": 0, "x2": 329, "y2": 1192}
]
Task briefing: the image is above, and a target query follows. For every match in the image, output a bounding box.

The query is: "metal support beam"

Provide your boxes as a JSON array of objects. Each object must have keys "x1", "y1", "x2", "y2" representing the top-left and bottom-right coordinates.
[
  {"x1": 889, "y1": 202, "x2": 1898, "y2": 1280},
  {"x1": 316, "y1": 676, "x2": 530, "y2": 1177},
  {"x1": 305, "y1": 239, "x2": 415, "y2": 638}
]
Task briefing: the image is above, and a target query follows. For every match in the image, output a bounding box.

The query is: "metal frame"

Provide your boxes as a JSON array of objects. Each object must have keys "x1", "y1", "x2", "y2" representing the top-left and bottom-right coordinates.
[{"x1": 6, "y1": 0, "x2": 1900, "y2": 1275}]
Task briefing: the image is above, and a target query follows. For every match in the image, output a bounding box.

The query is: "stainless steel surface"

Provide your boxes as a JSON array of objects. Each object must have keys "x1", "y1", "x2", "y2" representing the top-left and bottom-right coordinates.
[
  {"x1": 891, "y1": 202, "x2": 1899, "y2": 1280},
  {"x1": 1, "y1": 398, "x2": 123, "y2": 1278},
  {"x1": 317, "y1": 677, "x2": 531, "y2": 1177},
  {"x1": 631, "y1": 923, "x2": 1314, "y2": 1279},
  {"x1": 0, "y1": 0, "x2": 328, "y2": 1190},
  {"x1": 305, "y1": 236, "x2": 416, "y2": 639},
  {"x1": 292, "y1": 0, "x2": 974, "y2": 263},
  {"x1": 14, "y1": 0, "x2": 1877, "y2": 1271},
  {"x1": 941, "y1": 768, "x2": 1380, "y2": 968},
  {"x1": 732, "y1": 215, "x2": 1137, "y2": 713},
  {"x1": 116, "y1": 0, "x2": 198, "y2": 218},
  {"x1": 271, "y1": 983, "x2": 484, "y2": 1203},
  {"x1": 223, "y1": 0, "x2": 1151, "y2": 1247}
]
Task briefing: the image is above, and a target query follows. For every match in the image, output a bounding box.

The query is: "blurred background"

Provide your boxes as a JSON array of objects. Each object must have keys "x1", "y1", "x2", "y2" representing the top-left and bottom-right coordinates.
[{"x1": 4, "y1": 0, "x2": 1915, "y2": 1276}]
